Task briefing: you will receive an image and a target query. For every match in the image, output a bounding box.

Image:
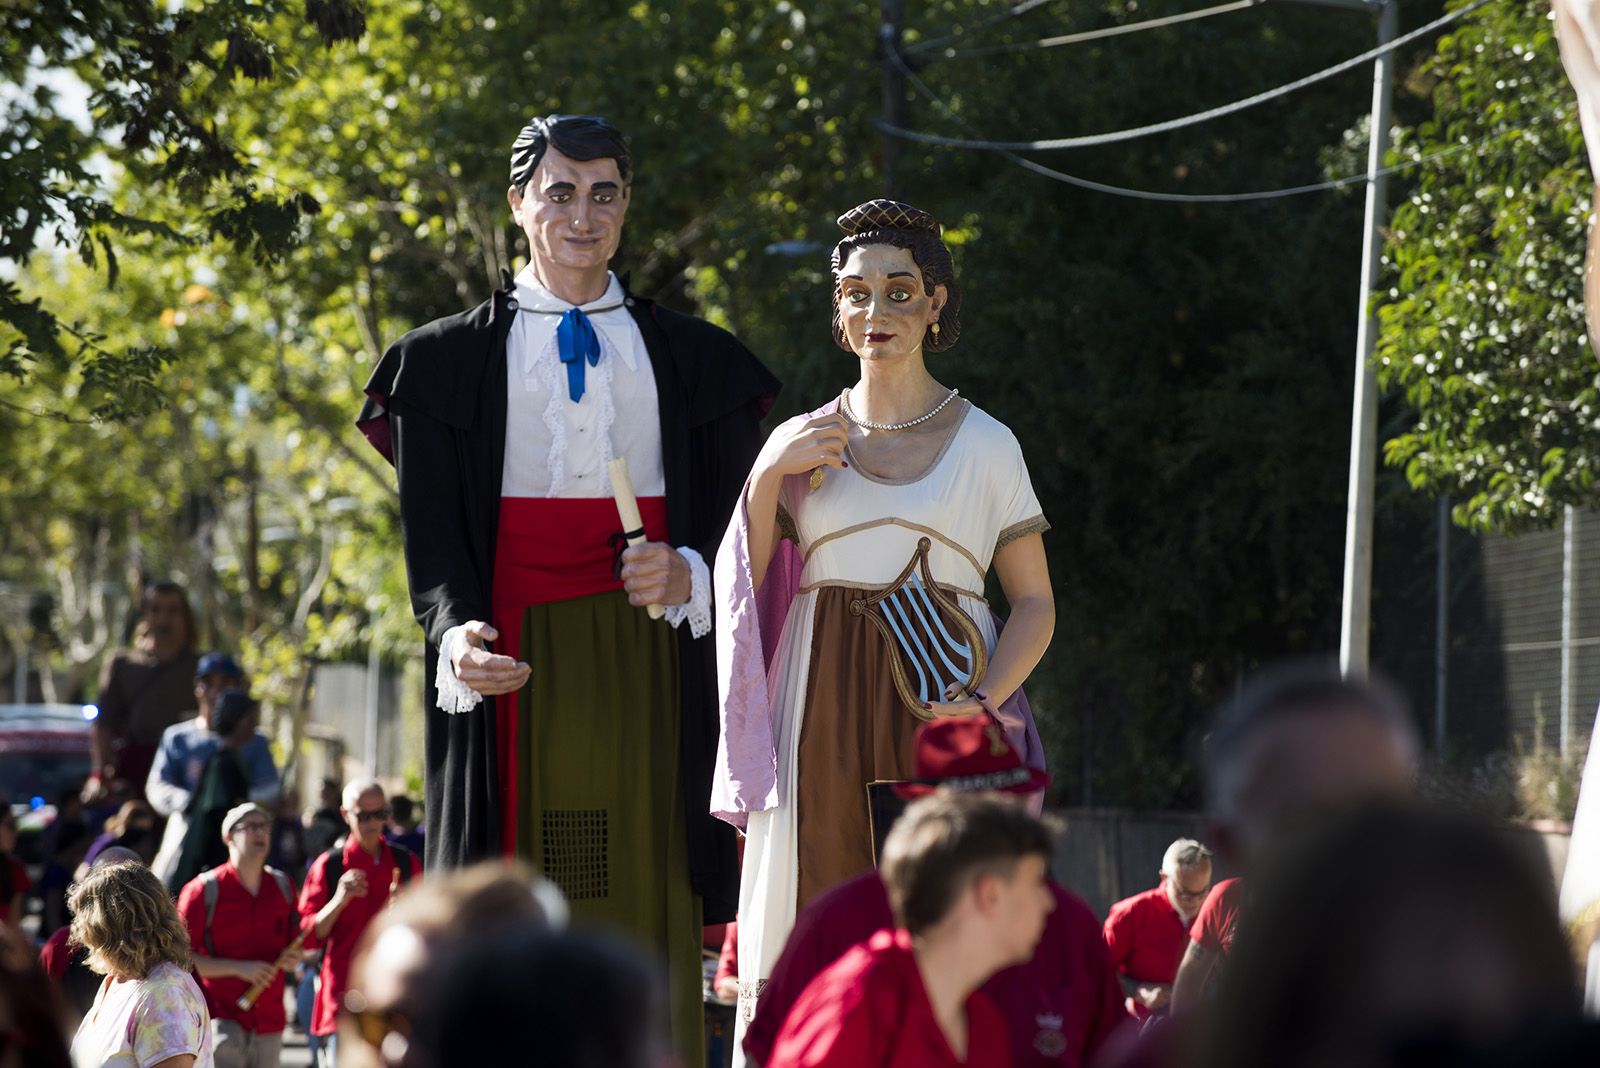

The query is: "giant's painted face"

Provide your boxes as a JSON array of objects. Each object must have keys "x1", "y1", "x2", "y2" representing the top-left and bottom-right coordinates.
[
  {"x1": 508, "y1": 148, "x2": 629, "y2": 276},
  {"x1": 835, "y1": 244, "x2": 947, "y2": 364}
]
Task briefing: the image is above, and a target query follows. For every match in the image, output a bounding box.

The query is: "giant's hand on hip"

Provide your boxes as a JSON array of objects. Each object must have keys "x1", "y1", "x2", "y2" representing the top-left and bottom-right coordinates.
[
  {"x1": 452, "y1": 621, "x2": 532, "y2": 695},
  {"x1": 621, "y1": 542, "x2": 690, "y2": 606}
]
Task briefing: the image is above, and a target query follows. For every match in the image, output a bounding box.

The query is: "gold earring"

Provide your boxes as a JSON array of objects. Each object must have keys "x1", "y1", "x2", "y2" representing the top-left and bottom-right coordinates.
[{"x1": 932, "y1": 322, "x2": 941, "y2": 336}]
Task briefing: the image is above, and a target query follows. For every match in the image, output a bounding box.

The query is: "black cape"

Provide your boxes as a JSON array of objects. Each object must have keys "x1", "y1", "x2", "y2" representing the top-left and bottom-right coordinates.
[{"x1": 357, "y1": 277, "x2": 778, "y2": 923}]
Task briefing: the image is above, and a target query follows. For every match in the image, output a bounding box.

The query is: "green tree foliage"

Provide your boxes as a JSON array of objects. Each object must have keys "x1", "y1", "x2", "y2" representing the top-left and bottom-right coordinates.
[
  {"x1": 1379, "y1": 0, "x2": 1598, "y2": 534},
  {"x1": 3, "y1": 0, "x2": 1465, "y2": 804}
]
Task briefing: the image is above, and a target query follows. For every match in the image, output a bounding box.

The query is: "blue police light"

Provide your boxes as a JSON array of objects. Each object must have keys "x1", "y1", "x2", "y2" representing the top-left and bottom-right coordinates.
[
  {"x1": 30, "y1": 796, "x2": 45, "y2": 810},
  {"x1": 81, "y1": 704, "x2": 99, "y2": 721}
]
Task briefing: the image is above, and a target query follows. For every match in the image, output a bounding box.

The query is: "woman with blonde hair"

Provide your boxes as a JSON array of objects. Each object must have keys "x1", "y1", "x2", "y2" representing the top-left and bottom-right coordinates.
[{"x1": 68, "y1": 860, "x2": 213, "y2": 1068}]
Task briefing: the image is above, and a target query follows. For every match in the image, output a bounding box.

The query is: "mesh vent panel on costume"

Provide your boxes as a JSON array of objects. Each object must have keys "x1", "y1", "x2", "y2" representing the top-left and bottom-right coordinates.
[{"x1": 542, "y1": 808, "x2": 609, "y2": 900}]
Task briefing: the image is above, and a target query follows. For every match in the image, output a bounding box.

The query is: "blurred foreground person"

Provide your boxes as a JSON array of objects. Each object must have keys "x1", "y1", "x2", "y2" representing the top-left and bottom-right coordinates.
[
  {"x1": 40, "y1": 847, "x2": 144, "y2": 1025},
  {"x1": 766, "y1": 792, "x2": 1057, "y2": 1068},
  {"x1": 406, "y1": 924, "x2": 666, "y2": 1068},
  {"x1": 744, "y1": 715, "x2": 1122, "y2": 1067},
  {"x1": 1, "y1": 920, "x2": 73, "y2": 1068},
  {"x1": 0, "y1": 807, "x2": 28, "y2": 933},
  {"x1": 68, "y1": 860, "x2": 214, "y2": 1067},
  {"x1": 1169, "y1": 663, "x2": 1418, "y2": 1011},
  {"x1": 338, "y1": 861, "x2": 563, "y2": 1068},
  {"x1": 1103, "y1": 839, "x2": 1213, "y2": 1019},
  {"x1": 1199, "y1": 804, "x2": 1591, "y2": 1068}
]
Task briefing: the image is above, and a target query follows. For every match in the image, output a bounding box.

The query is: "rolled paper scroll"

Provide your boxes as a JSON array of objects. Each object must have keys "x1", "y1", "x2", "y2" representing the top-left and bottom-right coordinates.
[{"x1": 607, "y1": 457, "x2": 666, "y2": 620}]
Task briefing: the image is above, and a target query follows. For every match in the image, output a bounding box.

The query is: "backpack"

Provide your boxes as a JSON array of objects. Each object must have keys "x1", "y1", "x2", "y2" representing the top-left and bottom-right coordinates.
[
  {"x1": 199, "y1": 865, "x2": 295, "y2": 956},
  {"x1": 320, "y1": 842, "x2": 415, "y2": 900}
]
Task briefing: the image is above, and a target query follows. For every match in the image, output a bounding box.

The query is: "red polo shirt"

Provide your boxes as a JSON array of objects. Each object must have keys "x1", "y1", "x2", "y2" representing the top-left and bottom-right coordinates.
[
  {"x1": 1, "y1": 855, "x2": 31, "y2": 923},
  {"x1": 768, "y1": 928, "x2": 1010, "y2": 1068},
  {"x1": 747, "y1": 872, "x2": 1127, "y2": 1068},
  {"x1": 177, "y1": 862, "x2": 303, "y2": 1034},
  {"x1": 1189, "y1": 878, "x2": 1247, "y2": 959},
  {"x1": 1102, "y1": 884, "x2": 1190, "y2": 1018},
  {"x1": 297, "y1": 838, "x2": 422, "y2": 1036}
]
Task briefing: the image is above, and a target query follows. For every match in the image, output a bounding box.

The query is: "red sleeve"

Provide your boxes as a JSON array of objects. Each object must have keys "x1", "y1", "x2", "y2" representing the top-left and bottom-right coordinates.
[
  {"x1": 10, "y1": 857, "x2": 31, "y2": 898},
  {"x1": 766, "y1": 956, "x2": 885, "y2": 1068},
  {"x1": 38, "y1": 927, "x2": 72, "y2": 980},
  {"x1": 1101, "y1": 900, "x2": 1135, "y2": 970},
  {"x1": 714, "y1": 921, "x2": 738, "y2": 988},
  {"x1": 1189, "y1": 883, "x2": 1225, "y2": 951},
  {"x1": 745, "y1": 902, "x2": 833, "y2": 1063},
  {"x1": 298, "y1": 853, "x2": 332, "y2": 950},
  {"x1": 175, "y1": 879, "x2": 208, "y2": 956}
]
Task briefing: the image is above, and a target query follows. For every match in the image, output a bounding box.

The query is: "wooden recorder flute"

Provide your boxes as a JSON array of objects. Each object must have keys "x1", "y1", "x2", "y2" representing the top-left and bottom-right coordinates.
[{"x1": 236, "y1": 928, "x2": 310, "y2": 1011}]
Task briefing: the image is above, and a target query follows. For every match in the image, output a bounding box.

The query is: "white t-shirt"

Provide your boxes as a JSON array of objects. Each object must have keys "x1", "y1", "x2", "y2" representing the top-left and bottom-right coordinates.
[{"x1": 72, "y1": 962, "x2": 214, "y2": 1068}]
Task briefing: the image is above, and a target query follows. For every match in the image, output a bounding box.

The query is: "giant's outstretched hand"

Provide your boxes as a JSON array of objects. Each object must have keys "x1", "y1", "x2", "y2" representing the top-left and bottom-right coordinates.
[{"x1": 451, "y1": 621, "x2": 532, "y2": 696}]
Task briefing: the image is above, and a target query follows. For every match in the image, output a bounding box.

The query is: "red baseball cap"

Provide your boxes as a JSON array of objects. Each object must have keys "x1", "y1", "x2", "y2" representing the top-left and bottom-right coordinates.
[{"x1": 896, "y1": 714, "x2": 1050, "y2": 799}]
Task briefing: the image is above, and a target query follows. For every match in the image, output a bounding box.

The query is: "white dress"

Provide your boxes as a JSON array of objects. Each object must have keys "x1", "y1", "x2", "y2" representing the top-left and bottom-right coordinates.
[{"x1": 733, "y1": 398, "x2": 1048, "y2": 1057}]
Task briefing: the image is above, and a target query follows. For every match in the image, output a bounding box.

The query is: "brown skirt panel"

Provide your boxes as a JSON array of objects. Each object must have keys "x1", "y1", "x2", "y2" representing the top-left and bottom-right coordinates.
[{"x1": 793, "y1": 587, "x2": 924, "y2": 909}]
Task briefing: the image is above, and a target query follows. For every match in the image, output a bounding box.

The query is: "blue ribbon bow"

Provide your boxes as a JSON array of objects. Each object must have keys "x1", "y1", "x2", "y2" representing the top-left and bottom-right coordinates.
[{"x1": 556, "y1": 307, "x2": 603, "y2": 403}]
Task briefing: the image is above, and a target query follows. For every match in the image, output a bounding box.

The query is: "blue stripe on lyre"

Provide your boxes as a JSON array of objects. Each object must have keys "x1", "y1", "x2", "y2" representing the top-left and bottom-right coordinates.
[
  {"x1": 884, "y1": 590, "x2": 942, "y2": 699},
  {"x1": 905, "y1": 576, "x2": 973, "y2": 685}
]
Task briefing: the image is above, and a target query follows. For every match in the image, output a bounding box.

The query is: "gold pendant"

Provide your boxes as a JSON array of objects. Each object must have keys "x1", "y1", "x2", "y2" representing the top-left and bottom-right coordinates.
[{"x1": 809, "y1": 467, "x2": 826, "y2": 493}]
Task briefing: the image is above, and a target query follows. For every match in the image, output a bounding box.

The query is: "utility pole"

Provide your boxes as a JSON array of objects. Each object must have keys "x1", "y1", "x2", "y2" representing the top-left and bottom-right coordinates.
[{"x1": 880, "y1": 0, "x2": 907, "y2": 198}]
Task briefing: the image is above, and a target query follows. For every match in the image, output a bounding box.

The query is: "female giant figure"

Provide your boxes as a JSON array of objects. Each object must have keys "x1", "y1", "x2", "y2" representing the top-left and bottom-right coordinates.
[{"x1": 713, "y1": 200, "x2": 1056, "y2": 1040}]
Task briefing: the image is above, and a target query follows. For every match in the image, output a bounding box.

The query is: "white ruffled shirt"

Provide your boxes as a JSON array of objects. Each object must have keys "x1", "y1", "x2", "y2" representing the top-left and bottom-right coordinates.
[{"x1": 435, "y1": 268, "x2": 712, "y2": 714}]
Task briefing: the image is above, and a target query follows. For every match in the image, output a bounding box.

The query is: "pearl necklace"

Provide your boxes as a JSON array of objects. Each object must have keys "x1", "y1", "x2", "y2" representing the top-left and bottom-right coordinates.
[{"x1": 841, "y1": 387, "x2": 960, "y2": 432}]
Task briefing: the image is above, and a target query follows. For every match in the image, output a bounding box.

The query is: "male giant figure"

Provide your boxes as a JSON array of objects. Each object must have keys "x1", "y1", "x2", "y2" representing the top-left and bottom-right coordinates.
[{"x1": 356, "y1": 114, "x2": 778, "y2": 1055}]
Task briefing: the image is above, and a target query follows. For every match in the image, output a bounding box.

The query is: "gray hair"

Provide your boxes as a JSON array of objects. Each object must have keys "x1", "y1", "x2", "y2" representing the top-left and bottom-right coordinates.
[
  {"x1": 1161, "y1": 838, "x2": 1213, "y2": 876},
  {"x1": 342, "y1": 778, "x2": 385, "y2": 811},
  {"x1": 1203, "y1": 659, "x2": 1419, "y2": 819}
]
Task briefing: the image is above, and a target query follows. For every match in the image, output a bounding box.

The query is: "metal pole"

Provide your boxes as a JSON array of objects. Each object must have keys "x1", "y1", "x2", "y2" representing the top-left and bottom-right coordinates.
[
  {"x1": 364, "y1": 642, "x2": 380, "y2": 775},
  {"x1": 1338, "y1": 0, "x2": 1397, "y2": 678},
  {"x1": 880, "y1": 0, "x2": 906, "y2": 198},
  {"x1": 1434, "y1": 494, "x2": 1449, "y2": 752},
  {"x1": 1562, "y1": 505, "x2": 1577, "y2": 757}
]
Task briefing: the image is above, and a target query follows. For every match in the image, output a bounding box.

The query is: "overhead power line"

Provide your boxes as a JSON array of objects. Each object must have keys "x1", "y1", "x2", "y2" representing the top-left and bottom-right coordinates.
[
  {"x1": 883, "y1": 0, "x2": 1493, "y2": 152},
  {"x1": 913, "y1": 0, "x2": 1265, "y2": 60},
  {"x1": 887, "y1": 32, "x2": 1511, "y2": 204},
  {"x1": 908, "y1": 0, "x2": 1063, "y2": 55}
]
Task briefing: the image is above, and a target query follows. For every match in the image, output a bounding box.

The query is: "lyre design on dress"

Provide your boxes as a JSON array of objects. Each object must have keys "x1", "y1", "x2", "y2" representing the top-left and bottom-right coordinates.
[{"x1": 850, "y1": 537, "x2": 989, "y2": 719}]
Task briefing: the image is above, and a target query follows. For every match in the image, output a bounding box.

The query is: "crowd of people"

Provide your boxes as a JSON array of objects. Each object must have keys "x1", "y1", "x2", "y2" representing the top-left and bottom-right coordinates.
[{"x1": 7, "y1": 655, "x2": 1599, "y2": 1068}]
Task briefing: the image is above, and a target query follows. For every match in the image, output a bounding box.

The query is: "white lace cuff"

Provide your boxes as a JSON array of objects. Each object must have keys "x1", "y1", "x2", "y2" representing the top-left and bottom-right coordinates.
[
  {"x1": 435, "y1": 624, "x2": 485, "y2": 715},
  {"x1": 663, "y1": 547, "x2": 713, "y2": 640}
]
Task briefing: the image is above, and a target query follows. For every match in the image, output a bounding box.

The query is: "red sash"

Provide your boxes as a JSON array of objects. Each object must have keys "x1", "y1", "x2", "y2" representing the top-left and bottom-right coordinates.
[{"x1": 490, "y1": 496, "x2": 669, "y2": 854}]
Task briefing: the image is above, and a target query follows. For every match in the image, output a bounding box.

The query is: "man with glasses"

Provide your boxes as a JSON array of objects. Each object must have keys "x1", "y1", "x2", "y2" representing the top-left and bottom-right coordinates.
[
  {"x1": 1102, "y1": 839, "x2": 1214, "y2": 1019},
  {"x1": 178, "y1": 802, "x2": 305, "y2": 1068},
  {"x1": 298, "y1": 780, "x2": 422, "y2": 1066}
]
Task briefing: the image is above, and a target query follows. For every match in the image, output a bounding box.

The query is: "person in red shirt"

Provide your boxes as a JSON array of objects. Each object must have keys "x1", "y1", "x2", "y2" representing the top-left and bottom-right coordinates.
[
  {"x1": 177, "y1": 802, "x2": 304, "y2": 1068},
  {"x1": 0, "y1": 806, "x2": 31, "y2": 931},
  {"x1": 746, "y1": 716, "x2": 1126, "y2": 1068},
  {"x1": 767, "y1": 791, "x2": 1056, "y2": 1068},
  {"x1": 1102, "y1": 839, "x2": 1213, "y2": 1019},
  {"x1": 714, "y1": 920, "x2": 740, "y2": 1002},
  {"x1": 297, "y1": 779, "x2": 422, "y2": 1064}
]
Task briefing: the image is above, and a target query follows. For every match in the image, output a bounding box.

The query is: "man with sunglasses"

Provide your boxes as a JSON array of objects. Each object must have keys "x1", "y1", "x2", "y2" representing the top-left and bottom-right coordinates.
[
  {"x1": 178, "y1": 802, "x2": 304, "y2": 1068},
  {"x1": 298, "y1": 780, "x2": 422, "y2": 1066}
]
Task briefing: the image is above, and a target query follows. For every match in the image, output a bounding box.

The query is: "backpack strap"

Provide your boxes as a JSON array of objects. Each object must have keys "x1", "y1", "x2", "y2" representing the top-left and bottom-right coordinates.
[
  {"x1": 388, "y1": 843, "x2": 415, "y2": 888},
  {"x1": 199, "y1": 869, "x2": 221, "y2": 957},
  {"x1": 265, "y1": 866, "x2": 295, "y2": 909},
  {"x1": 320, "y1": 847, "x2": 343, "y2": 897}
]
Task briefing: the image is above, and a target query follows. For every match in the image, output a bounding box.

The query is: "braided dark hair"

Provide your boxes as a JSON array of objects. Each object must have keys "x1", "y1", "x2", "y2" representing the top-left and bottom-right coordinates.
[{"x1": 830, "y1": 199, "x2": 961, "y2": 353}]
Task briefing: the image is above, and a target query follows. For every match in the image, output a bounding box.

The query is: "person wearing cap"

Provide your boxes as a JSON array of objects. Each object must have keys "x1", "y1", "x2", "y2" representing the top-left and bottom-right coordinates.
[
  {"x1": 1102, "y1": 839, "x2": 1213, "y2": 1019},
  {"x1": 743, "y1": 716, "x2": 1126, "y2": 1068},
  {"x1": 353, "y1": 113, "x2": 776, "y2": 1062},
  {"x1": 177, "y1": 802, "x2": 305, "y2": 1068},
  {"x1": 148, "y1": 658, "x2": 280, "y2": 887}
]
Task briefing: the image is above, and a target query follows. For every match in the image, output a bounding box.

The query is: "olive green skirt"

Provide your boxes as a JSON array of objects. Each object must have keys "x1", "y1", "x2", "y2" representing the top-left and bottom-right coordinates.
[{"x1": 516, "y1": 589, "x2": 702, "y2": 1062}]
